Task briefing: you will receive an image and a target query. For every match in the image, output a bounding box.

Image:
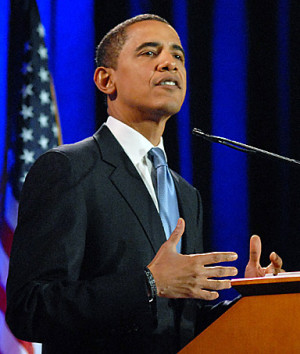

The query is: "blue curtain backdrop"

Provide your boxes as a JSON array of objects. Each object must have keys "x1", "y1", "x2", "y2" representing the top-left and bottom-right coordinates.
[{"x1": 1, "y1": 0, "x2": 300, "y2": 308}]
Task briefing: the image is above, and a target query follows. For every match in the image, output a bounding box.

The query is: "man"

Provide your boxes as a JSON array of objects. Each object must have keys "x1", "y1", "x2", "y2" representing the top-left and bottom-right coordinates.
[{"x1": 6, "y1": 14, "x2": 282, "y2": 353}]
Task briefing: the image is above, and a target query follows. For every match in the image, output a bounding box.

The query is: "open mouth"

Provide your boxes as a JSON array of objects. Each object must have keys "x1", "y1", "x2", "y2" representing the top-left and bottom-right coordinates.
[{"x1": 156, "y1": 79, "x2": 180, "y2": 88}]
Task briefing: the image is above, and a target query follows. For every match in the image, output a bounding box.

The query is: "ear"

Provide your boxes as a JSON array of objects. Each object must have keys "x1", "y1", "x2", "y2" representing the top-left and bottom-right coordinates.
[{"x1": 94, "y1": 67, "x2": 116, "y2": 95}]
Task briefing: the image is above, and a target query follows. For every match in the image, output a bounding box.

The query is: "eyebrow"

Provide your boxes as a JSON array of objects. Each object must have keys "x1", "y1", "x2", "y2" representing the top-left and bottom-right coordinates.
[{"x1": 135, "y1": 41, "x2": 185, "y2": 58}]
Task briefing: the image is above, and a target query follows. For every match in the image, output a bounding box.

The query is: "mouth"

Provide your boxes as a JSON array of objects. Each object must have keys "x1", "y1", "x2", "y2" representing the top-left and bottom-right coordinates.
[{"x1": 155, "y1": 78, "x2": 180, "y2": 89}]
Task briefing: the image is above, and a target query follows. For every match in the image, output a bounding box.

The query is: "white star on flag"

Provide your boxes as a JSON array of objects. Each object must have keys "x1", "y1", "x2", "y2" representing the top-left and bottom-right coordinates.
[
  {"x1": 52, "y1": 124, "x2": 58, "y2": 137},
  {"x1": 38, "y1": 67, "x2": 49, "y2": 82},
  {"x1": 20, "y1": 149, "x2": 35, "y2": 164},
  {"x1": 37, "y1": 23, "x2": 45, "y2": 38},
  {"x1": 50, "y1": 102, "x2": 55, "y2": 115},
  {"x1": 20, "y1": 104, "x2": 34, "y2": 119},
  {"x1": 20, "y1": 127, "x2": 34, "y2": 142},
  {"x1": 38, "y1": 45, "x2": 48, "y2": 59},
  {"x1": 39, "y1": 90, "x2": 50, "y2": 105},
  {"x1": 38, "y1": 135, "x2": 49, "y2": 149},
  {"x1": 21, "y1": 61, "x2": 33, "y2": 74},
  {"x1": 22, "y1": 83, "x2": 34, "y2": 98},
  {"x1": 38, "y1": 113, "x2": 49, "y2": 127}
]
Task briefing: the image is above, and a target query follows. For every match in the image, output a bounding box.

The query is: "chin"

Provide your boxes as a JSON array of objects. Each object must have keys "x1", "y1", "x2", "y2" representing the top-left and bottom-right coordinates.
[{"x1": 154, "y1": 100, "x2": 183, "y2": 116}]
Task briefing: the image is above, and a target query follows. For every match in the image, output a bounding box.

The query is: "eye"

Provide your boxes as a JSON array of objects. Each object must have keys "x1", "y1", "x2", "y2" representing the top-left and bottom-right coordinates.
[
  {"x1": 142, "y1": 50, "x2": 156, "y2": 57},
  {"x1": 174, "y1": 53, "x2": 184, "y2": 62}
]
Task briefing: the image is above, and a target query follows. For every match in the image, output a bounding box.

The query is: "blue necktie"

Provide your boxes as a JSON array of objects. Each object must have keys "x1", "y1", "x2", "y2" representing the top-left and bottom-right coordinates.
[{"x1": 148, "y1": 148, "x2": 181, "y2": 252}]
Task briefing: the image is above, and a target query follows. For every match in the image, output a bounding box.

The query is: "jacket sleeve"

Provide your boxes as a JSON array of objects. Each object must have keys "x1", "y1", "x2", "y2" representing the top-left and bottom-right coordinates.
[{"x1": 6, "y1": 150, "x2": 154, "y2": 343}]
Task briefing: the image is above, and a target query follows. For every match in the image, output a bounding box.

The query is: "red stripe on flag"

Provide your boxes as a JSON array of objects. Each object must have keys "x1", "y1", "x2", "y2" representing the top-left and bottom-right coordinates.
[
  {"x1": 0, "y1": 283, "x2": 7, "y2": 313},
  {"x1": 1, "y1": 285, "x2": 34, "y2": 354},
  {"x1": 17, "y1": 339, "x2": 34, "y2": 354},
  {"x1": 0, "y1": 218, "x2": 14, "y2": 257}
]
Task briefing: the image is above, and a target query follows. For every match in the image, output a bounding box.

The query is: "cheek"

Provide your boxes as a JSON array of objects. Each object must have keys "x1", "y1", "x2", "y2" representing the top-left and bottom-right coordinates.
[
  {"x1": 122, "y1": 70, "x2": 150, "y2": 93},
  {"x1": 181, "y1": 76, "x2": 187, "y2": 99}
]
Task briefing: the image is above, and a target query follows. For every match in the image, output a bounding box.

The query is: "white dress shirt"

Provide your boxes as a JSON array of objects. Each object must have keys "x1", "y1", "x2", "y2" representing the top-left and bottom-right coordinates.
[{"x1": 105, "y1": 116, "x2": 167, "y2": 211}]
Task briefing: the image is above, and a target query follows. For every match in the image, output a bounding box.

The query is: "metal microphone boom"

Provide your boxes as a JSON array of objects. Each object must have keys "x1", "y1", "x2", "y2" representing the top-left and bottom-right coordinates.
[{"x1": 192, "y1": 128, "x2": 300, "y2": 167}]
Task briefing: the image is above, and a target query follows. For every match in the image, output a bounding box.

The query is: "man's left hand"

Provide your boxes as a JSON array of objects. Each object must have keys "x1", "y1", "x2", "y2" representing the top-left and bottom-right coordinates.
[{"x1": 244, "y1": 235, "x2": 284, "y2": 278}]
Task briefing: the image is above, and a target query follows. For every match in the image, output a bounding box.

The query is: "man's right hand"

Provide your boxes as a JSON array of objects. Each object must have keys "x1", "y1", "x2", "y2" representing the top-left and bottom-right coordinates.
[{"x1": 147, "y1": 218, "x2": 238, "y2": 301}]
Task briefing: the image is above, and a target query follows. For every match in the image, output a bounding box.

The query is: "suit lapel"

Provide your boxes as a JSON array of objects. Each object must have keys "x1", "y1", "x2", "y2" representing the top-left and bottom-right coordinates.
[{"x1": 93, "y1": 125, "x2": 166, "y2": 253}]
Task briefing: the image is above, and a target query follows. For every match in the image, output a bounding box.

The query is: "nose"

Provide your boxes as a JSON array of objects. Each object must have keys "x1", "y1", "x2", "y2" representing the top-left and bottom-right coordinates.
[{"x1": 157, "y1": 51, "x2": 177, "y2": 72}]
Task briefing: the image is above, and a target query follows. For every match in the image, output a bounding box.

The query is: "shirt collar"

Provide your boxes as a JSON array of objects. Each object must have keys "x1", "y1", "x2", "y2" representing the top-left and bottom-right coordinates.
[{"x1": 105, "y1": 116, "x2": 166, "y2": 165}]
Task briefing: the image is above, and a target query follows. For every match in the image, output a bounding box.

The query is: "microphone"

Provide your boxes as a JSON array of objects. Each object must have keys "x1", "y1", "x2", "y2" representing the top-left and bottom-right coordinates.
[{"x1": 192, "y1": 128, "x2": 300, "y2": 167}]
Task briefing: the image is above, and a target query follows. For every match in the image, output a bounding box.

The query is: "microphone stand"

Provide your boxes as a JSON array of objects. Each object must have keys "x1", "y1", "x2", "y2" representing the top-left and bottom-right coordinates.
[{"x1": 192, "y1": 128, "x2": 300, "y2": 167}]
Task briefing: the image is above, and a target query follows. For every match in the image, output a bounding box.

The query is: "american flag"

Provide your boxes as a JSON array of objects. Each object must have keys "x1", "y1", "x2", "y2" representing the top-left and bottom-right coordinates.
[{"x1": 0, "y1": 0, "x2": 61, "y2": 352}]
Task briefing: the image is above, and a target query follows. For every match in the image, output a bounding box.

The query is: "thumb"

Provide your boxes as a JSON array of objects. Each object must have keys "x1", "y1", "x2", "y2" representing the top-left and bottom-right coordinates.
[
  {"x1": 167, "y1": 218, "x2": 185, "y2": 250},
  {"x1": 248, "y1": 235, "x2": 262, "y2": 265}
]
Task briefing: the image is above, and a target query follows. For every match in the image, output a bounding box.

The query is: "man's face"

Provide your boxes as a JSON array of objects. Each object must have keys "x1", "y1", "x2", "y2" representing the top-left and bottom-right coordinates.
[{"x1": 109, "y1": 20, "x2": 187, "y2": 121}]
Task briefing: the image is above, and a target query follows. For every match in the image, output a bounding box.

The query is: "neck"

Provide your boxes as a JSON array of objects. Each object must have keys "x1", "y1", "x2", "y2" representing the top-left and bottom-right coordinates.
[{"x1": 108, "y1": 107, "x2": 170, "y2": 146}]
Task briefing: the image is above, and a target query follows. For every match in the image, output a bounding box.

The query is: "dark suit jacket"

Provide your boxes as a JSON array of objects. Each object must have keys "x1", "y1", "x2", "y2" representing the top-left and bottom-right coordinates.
[{"x1": 6, "y1": 125, "x2": 229, "y2": 353}]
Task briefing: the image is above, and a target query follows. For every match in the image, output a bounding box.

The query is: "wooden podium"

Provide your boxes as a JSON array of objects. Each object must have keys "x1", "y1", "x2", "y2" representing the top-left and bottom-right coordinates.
[{"x1": 179, "y1": 272, "x2": 300, "y2": 353}]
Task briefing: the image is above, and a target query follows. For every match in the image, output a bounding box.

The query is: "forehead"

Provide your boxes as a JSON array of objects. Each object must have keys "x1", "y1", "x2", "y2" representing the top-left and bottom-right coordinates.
[{"x1": 123, "y1": 20, "x2": 182, "y2": 50}]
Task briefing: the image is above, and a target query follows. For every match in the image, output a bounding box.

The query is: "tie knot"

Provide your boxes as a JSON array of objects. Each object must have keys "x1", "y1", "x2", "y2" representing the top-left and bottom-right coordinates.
[{"x1": 148, "y1": 147, "x2": 167, "y2": 169}]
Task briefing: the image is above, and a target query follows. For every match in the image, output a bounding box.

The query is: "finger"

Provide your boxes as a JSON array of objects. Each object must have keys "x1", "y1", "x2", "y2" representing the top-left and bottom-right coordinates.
[
  {"x1": 248, "y1": 235, "x2": 262, "y2": 265},
  {"x1": 201, "y1": 266, "x2": 238, "y2": 278},
  {"x1": 265, "y1": 253, "x2": 284, "y2": 275},
  {"x1": 167, "y1": 218, "x2": 185, "y2": 249},
  {"x1": 196, "y1": 290, "x2": 219, "y2": 301},
  {"x1": 191, "y1": 252, "x2": 238, "y2": 265},
  {"x1": 269, "y1": 251, "x2": 283, "y2": 270},
  {"x1": 265, "y1": 265, "x2": 285, "y2": 275},
  {"x1": 180, "y1": 289, "x2": 220, "y2": 301},
  {"x1": 200, "y1": 279, "x2": 232, "y2": 291}
]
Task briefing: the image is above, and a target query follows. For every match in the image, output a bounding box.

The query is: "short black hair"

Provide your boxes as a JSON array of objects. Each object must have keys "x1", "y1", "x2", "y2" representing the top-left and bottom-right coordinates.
[{"x1": 95, "y1": 14, "x2": 170, "y2": 69}]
